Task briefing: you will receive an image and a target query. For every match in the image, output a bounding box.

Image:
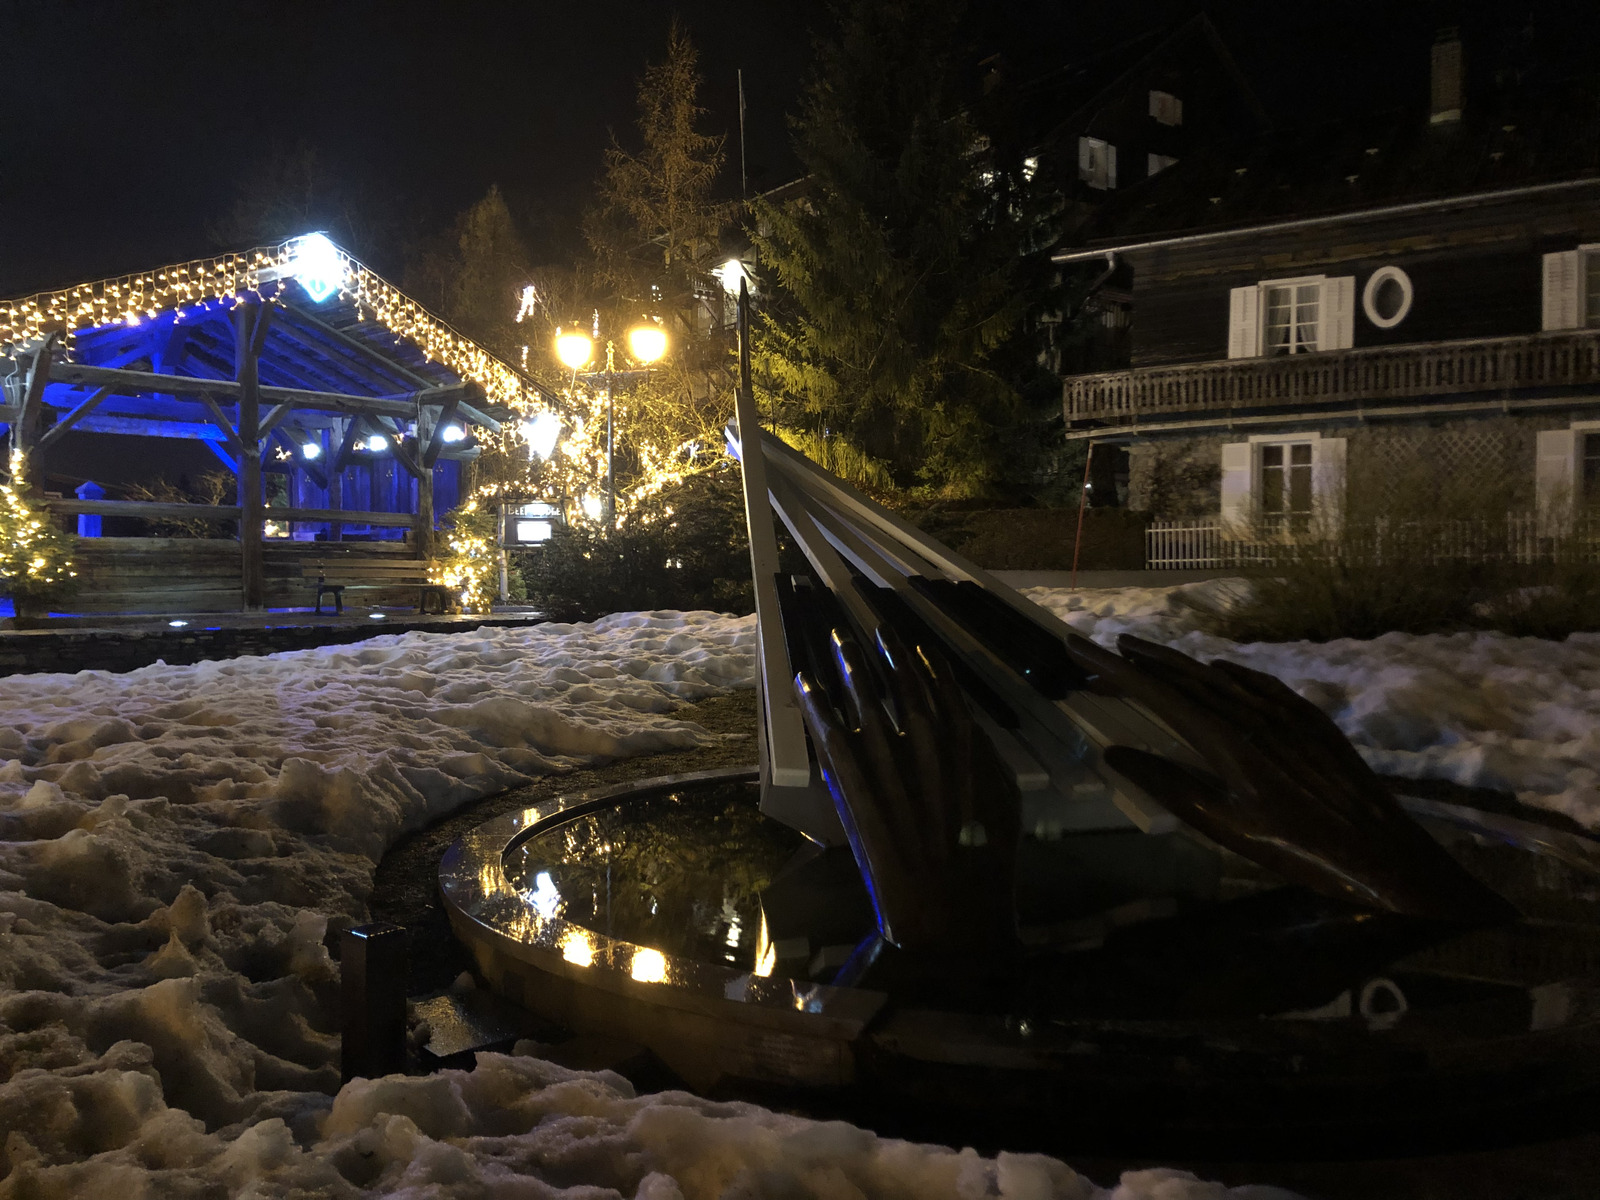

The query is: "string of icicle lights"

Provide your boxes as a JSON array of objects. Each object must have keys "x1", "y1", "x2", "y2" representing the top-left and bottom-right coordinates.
[{"x1": 0, "y1": 235, "x2": 546, "y2": 412}]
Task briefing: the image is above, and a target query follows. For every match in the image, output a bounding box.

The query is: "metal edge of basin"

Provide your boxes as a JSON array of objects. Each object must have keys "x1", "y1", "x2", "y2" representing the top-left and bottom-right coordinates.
[
  {"x1": 442, "y1": 772, "x2": 1600, "y2": 1124},
  {"x1": 438, "y1": 765, "x2": 889, "y2": 1091}
]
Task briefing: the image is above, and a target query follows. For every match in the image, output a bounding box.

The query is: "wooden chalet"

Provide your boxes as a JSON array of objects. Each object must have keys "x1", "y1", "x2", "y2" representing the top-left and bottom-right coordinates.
[
  {"x1": 1053, "y1": 30, "x2": 1600, "y2": 566},
  {"x1": 0, "y1": 235, "x2": 550, "y2": 613}
]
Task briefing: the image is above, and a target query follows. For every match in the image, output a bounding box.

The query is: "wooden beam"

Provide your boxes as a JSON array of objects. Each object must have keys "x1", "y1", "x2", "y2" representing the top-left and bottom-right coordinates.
[
  {"x1": 205, "y1": 440, "x2": 241, "y2": 474},
  {"x1": 372, "y1": 415, "x2": 423, "y2": 480},
  {"x1": 48, "y1": 362, "x2": 474, "y2": 420},
  {"x1": 71, "y1": 415, "x2": 231, "y2": 441},
  {"x1": 276, "y1": 507, "x2": 417, "y2": 527},
  {"x1": 235, "y1": 302, "x2": 265, "y2": 609},
  {"x1": 276, "y1": 299, "x2": 436, "y2": 389},
  {"x1": 455, "y1": 396, "x2": 501, "y2": 434},
  {"x1": 421, "y1": 397, "x2": 459, "y2": 468},
  {"x1": 325, "y1": 425, "x2": 342, "y2": 542},
  {"x1": 34, "y1": 384, "x2": 114, "y2": 451},
  {"x1": 258, "y1": 403, "x2": 292, "y2": 442},
  {"x1": 332, "y1": 415, "x2": 365, "y2": 474},
  {"x1": 197, "y1": 391, "x2": 245, "y2": 452},
  {"x1": 250, "y1": 299, "x2": 274, "y2": 359},
  {"x1": 0, "y1": 404, "x2": 20, "y2": 424},
  {"x1": 44, "y1": 498, "x2": 241, "y2": 521},
  {"x1": 17, "y1": 340, "x2": 56, "y2": 483},
  {"x1": 272, "y1": 427, "x2": 327, "y2": 490}
]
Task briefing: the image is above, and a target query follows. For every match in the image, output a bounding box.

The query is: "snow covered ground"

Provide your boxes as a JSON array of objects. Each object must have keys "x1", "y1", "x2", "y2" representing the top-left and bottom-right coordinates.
[{"x1": 0, "y1": 583, "x2": 1595, "y2": 1196}]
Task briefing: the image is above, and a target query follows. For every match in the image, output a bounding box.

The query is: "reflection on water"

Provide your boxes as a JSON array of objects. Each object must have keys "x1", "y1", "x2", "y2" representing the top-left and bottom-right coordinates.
[
  {"x1": 501, "y1": 778, "x2": 1600, "y2": 1033},
  {"x1": 504, "y1": 781, "x2": 804, "y2": 973}
]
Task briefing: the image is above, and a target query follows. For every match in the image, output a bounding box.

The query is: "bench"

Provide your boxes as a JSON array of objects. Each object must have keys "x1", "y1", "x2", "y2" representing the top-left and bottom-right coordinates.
[{"x1": 303, "y1": 557, "x2": 454, "y2": 615}]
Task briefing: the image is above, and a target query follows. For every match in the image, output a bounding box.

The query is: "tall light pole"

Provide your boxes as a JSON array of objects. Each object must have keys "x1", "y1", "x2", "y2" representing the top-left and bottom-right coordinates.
[{"x1": 553, "y1": 321, "x2": 668, "y2": 528}]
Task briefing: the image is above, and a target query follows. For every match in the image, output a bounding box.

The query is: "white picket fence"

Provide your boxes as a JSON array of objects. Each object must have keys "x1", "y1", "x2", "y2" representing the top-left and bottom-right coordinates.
[{"x1": 1145, "y1": 512, "x2": 1576, "y2": 570}]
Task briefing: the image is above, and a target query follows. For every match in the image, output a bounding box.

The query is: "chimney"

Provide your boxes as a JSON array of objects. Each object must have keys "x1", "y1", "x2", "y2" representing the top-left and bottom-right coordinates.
[{"x1": 1430, "y1": 28, "x2": 1463, "y2": 125}]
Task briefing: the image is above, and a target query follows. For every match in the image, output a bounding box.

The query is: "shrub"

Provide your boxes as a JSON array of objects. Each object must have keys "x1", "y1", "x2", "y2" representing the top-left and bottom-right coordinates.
[
  {"x1": 521, "y1": 468, "x2": 753, "y2": 621},
  {"x1": 1189, "y1": 508, "x2": 1600, "y2": 643}
]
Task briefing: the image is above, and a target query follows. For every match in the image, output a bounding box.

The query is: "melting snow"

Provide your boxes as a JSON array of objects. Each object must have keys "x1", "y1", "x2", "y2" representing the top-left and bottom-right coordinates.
[{"x1": 1, "y1": 585, "x2": 1594, "y2": 1195}]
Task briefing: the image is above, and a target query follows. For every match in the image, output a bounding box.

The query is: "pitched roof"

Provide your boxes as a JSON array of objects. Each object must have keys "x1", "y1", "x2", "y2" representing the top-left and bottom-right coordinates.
[
  {"x1": 1068, "y1": 72, "x2": 1600, "y2": 249},
  {"x1": 1, "y1": 236, "x2": 550, "y2": 416}
]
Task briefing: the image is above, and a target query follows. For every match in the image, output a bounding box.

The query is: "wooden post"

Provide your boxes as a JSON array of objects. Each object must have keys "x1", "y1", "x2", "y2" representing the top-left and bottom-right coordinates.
[
  {"x1": 327, "y1": 423, "x2": 344, "y2": 542},
  {"x1": 1070, "y1": 441, "x2": 1095, "y2": 592},
  {"x1": 17, "y1": 338, "x2": 55, "y2": 497},
  {"x1": 234, "y1": 303, "x2": 264, "y2": 609}
]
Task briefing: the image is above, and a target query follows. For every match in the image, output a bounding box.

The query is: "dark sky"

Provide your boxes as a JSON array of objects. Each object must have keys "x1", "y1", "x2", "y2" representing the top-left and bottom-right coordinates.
[{"x1": 2, "y1": 0, "x2": 1595, "y2": 298}]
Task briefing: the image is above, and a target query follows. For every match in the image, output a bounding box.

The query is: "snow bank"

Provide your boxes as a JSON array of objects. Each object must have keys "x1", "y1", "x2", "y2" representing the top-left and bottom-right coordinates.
[
  {"x1": 14, "y1": 584, "x2": 1591, "y2": 1195},
  {"x1": 1024, "y1": 581, "x2": 1600, "y2": 830}
]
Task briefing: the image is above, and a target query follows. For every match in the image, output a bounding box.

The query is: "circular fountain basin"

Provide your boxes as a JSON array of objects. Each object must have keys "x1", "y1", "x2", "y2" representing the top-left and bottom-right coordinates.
[{"x1": 441, "y1": 769, "x2": 1600, "y2": 1157}]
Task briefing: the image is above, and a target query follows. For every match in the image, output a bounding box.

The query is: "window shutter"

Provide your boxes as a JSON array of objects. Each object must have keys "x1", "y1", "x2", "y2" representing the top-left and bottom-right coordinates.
[
  {"x1": 1312, "y1": 436, "x2": 1347, "y2": 534},
  {"x1": 1227, "y1": 286, "x2": 1260, "y2": 359},
  {"x1": 1536, "y1": 428, "x2": 1578, "y2": 534},
  {"x1": 1542, "y1": 251, "x2": 1582, "y2": 331},
  {"x1": 1106, "y1": 143, "x2": 1117, "y2": 189},
  {"x1": 1078, "y1": 136, "x2": 1093, "y2": 179},
  {"x1": 1220, "y1": 442, "x2": 1252, "y2": 531},
  {"x1": 1321, "y1": 277, "x2": 1356, "y2": 350}
]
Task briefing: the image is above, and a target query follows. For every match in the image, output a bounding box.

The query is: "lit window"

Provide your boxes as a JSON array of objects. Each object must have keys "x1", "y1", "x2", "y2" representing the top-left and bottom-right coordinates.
[{"x1": 1264, "y1": 283, "x2": 1321, "y2": 355}]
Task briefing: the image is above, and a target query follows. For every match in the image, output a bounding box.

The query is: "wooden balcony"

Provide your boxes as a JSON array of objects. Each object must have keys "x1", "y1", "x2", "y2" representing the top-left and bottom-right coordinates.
[{"x1": 1065, "y1": 329, "x2": 1600, "y2": 424}]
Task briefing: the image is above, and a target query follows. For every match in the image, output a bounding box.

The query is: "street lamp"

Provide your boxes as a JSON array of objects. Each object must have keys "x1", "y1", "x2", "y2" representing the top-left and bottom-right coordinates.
[{"x1": 554, "y1": 320, "x2": 668, "y2": 527}]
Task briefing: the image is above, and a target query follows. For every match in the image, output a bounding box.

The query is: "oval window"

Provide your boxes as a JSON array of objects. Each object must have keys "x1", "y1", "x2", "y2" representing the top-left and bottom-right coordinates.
[{"x1": 1362, "y1": 266, "x2": 1414, "y2": 328}]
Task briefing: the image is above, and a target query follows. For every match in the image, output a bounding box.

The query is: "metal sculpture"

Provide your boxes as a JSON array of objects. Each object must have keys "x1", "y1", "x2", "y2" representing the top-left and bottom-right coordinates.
[{"x1": 726, "y1": 281, "x2": 1513, "y2": 959}]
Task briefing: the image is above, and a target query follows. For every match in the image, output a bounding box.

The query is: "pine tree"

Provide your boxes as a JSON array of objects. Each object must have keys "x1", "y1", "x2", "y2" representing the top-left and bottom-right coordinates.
[
  {"x1": 407, "y1": 185, "x2": 532, "y2": 365},
  {"x1": 752, "y1": 0, "x2": 1050, "y2": 497},
  {"x1": 585, "y1": 18, "x2": 736, "y2": 329},
  {"x1": 578, "y1": 20, "x2": 740, "y2": 501}
]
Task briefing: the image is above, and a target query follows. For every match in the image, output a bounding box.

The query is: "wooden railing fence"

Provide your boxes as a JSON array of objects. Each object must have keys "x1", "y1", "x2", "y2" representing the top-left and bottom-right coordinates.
[
  {"x1": 1068, "y1": 329, "x2": 1600, "y2": 421},
  {"x1": 1146, "y1": 512, "x2": 1591, "y2": 570}
]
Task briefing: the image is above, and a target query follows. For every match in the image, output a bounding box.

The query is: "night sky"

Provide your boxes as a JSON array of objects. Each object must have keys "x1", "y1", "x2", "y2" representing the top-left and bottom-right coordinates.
[{"x1": 3, "y1": 0, "x2": 1596, "y2": 298}]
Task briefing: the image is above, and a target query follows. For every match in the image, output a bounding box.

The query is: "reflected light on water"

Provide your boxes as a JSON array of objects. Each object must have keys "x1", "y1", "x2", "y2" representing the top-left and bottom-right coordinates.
[
  {"x1": 630, "y1": 947, "x2": 669, "y2": 983},
  {"x1": 529, "y1": 871, "x2": 562, "y2": 920},
  {"x1": 754, "y1": 910, "x2": 777, "y2": 978},
  {"x1": 561, "y1": 930, "x2": 594, "y2": 967}
]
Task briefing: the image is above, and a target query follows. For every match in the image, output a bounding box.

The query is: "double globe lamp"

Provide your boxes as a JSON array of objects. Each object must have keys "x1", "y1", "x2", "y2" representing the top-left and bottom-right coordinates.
[{"x1": 552, "y1": 321, "x2": 668, "y2": 527}]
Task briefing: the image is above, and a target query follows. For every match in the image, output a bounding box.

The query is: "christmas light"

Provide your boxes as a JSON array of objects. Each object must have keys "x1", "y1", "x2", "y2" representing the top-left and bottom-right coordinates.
[
  {"x1": 0, "y1": 237, "x2": 550, "y2": 412},
  {"x1": 288, "y1": 233, "x2": 345, "y2": 303}
]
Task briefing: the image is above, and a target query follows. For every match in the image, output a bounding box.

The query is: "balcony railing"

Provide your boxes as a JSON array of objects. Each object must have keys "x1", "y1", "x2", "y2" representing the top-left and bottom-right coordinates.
[{"x1": 1066, "y1": 329, "x2": 1600, "y2": 423}]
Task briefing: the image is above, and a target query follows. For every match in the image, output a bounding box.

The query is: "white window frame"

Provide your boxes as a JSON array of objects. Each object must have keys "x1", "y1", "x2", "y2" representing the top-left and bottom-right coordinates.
[
  {"x1": 1228, "y1": 275, "x2": 1355, "y2": 359},
  {"x1": 1149, "y1": 90, "x2": 1183, "y2": 126},
  {"x1": 1538, "y1": 418, "x2": 1600, "y2": 533},
  {"x1": 1078, "y1": 136, "x2": 1117, "y2": 190},
  {"x1": 1361, "y1": 265, "x2": 1414, "y2": 328},
  {"x1": 1259, "y1": 274, "x2": 1326, "y2": 356},
  {"x1": 1221, "y1": 432, "x2": 1346, "y2": 536},
  {"x1": 1147, "y1": 152, "x2": 1179, "y2": 177},
  {"x1": 1542, "y1": 245, "x2": 1600, "y2": 331}
]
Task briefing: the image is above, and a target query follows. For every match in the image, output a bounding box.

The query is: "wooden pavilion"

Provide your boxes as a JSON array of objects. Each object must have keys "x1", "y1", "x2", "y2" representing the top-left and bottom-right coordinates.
[{"x1": 0, "y1": 235, "x2": 549, "y2": 614}]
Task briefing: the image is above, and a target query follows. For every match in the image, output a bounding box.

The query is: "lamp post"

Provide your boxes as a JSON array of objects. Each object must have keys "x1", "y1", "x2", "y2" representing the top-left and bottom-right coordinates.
[{"x1": 553, "y1": 321, "x2": 668, "y2": 528}]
